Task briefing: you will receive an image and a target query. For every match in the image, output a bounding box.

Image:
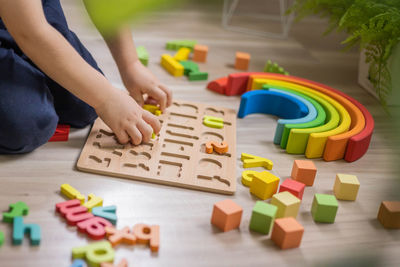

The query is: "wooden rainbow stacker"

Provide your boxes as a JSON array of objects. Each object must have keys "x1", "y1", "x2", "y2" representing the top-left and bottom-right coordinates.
[{"x1": 77, "y1": 100, "x2": 237, "y2": 195}]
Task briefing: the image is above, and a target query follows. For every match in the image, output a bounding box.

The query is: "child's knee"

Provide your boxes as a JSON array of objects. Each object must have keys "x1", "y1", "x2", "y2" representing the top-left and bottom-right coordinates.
[{"x1": 0, "y1": 110, "x2": 58, "y2": 154}]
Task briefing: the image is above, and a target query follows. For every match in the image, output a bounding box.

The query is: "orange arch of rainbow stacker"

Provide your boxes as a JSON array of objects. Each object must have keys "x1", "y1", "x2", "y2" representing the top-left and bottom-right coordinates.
[{"x1": 207, "y1": 72, "x2": 374, "y2": 162}]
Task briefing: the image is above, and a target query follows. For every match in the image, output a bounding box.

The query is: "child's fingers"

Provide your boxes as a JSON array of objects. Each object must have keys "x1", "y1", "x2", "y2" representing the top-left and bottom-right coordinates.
[
  {"x1": 142, "y1": 110, "x2": 161, "y2": 134},
  {"x1": 159, "y1": 84, "x2": 172, "y2": 107},
  {"x1": 115, "y1": 129, "x2": 130, "y2": 144},
  {"x1": 137, "y1": 120, "x2": 153, "y2": 143},
  {"x1": 130, "y1": 91, "x2": 145, "y2": 106},
  {"x1": 149, "y1": 86, "x2": 167, "y2": 111},
  {"x1": 126, "y1": 125, "x2": 142, "y2": 145}
]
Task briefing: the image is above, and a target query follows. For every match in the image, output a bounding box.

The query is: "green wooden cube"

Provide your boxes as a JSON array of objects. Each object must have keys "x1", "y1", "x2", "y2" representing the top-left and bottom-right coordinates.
[
  {"x1": 189, "y1": 71, "x2": 208, "y2": 81},
  {"x1": 179, "y1": 60, "x2": 199, "y2": 76},
  {"x1": 249, "y1": 201, "x2": 277, "y2": 234},
  {"x1": 311, "y1": 194, "x2": 338, "y2": 223}
]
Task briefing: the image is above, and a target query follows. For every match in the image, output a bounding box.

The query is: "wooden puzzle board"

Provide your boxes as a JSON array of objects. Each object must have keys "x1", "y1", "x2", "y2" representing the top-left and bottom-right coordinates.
[{"x1": 77, "y1": 100, "x2": 236, "y2": 194}]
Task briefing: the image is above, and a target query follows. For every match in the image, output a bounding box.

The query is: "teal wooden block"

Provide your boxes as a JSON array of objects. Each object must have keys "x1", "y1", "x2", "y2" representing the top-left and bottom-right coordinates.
[
  {"x1": 189, "y1": 71, "x2": 208, "y2": 81},
  {"x1": 249, "y1": 201, "x2": 277, "y2": 234},
  {"x1": 2, "y1": 201, "x2": 29, "y2": 223},
  {"x1": 179, "y1": 60, "x2": 199, "y2": 76},
  {"x1": 70, "y1": 259, "x2": 86, "y2": 267},
  {"x1": 0, "y1": 231, "x2": 4, "y2": 247},
  {"x1": 92, "y1": 205, "x2": 117, "y2": 225},
  {"x1": 136, "y1": 46, "x2": 149, "y2": 66},
  {"x1": 311, "y1": 194, "x2": 338, "y2": 223},
  {"x1": 12, "y1": 216, "x2": 41, "y2": 246}
]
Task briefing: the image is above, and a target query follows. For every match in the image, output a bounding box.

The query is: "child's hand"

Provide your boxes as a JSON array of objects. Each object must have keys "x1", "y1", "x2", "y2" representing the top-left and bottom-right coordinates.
[
  {"x1": 121, "y1": 60, "x2": 172, "y2": 111},
  {"x1": 95, "y1": 87, "x2": 161, "y2": 145}
]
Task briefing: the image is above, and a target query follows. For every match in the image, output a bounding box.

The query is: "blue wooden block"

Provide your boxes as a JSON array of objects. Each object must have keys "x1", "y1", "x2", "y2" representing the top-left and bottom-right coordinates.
[
  {"x1": 12, "y1": 216, "x2": 41, "y2": 246},
  {"x1": 92, "y1": 205, "x2": 117, "y2": 225},
  {"x1": 269, "y1": 88, "x2": 317, "y2": 145},
  {"x1": 237, "y1": 90, "x2": 309, "y2": 120},
  {"x1": 70, "y1": 259, "x2": 86, "y2": 267}
]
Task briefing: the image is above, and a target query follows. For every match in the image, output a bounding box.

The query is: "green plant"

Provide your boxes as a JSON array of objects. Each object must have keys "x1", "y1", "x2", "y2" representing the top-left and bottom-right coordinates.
[{"x1": 288, "y1": 0, "x2": 400, "y2": 107}]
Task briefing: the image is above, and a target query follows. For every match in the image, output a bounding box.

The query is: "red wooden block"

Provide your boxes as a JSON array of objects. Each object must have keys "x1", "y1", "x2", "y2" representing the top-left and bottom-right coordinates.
[
  {"x1": 279, "y1": 179, "x2": 306, "y2": 200},
  {"x1": 207, "y1": 77, "x2": 227, "y2": 95},
  {"x1": 56, "y1": 199, "x2": 94, "y2": 226},
  {"x1": 49, "y1": 124, "x2": 70, "y2": 142},
  {"x1": 77, "y1": 217, "x2": 112, "y2": 240}
]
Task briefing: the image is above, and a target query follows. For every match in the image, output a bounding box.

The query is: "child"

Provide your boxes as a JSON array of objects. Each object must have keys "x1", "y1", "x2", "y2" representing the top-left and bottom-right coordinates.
[{"x1": 0, "y1": 0, "x2": 172, "y2": 154}]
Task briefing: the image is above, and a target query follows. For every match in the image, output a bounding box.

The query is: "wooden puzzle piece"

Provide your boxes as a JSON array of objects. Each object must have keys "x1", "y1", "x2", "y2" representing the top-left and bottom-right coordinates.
[
  {"x1": 241, "y1": 170, "x2": 261, "y2": 186},
  {"x1": 72, "y1": 241, "x2": 115, "y2": 267},
  {"x1": 161, "y1": 54, "x2": 184, "y2": 76},
  {"x1": 203, "y1": 115, "x2": 224, "y2": 129},
  {"x1": 2, "y1": 201, "x2": 29, "y2": 223},
  {"x1": 143, "y1": 104, "x2": 162, "y2": 116},
  {"x1": 56, "y1": 199, "x2": 94, "y2": 226},
  {"x1": 136, "y1": 46, "x2": 149, "y2": 66},
  {"x1": 83, "y1": 194, "x2": 103, "y2": 212},
  {"x1": 12, "y1": 216, "x2": 41, "y2": 246},
  {"x1": 101, "y1": 259, "x2": 128, "y2": 267},
  {"x1": 241, "y1": 153, "x2": 273, "y2": 169},
  {"x1": 77, "y1": 217, "x2": 112, "y2": 240},
  {"x1": 132, "y1": 224, "x2": 160, "y2": 252},
  {"x1": 205, "y1": 141, "x2": 228, "y2": 154},
  {"x1": 92, "y1": 206, "x2": 117, "y2": 225},
  {"x1": 70, "y1": 259, "x2": 86, "y2": 267},
  {"x1": 61, "y1": 184, "x2": 85, "y2": 204},
  {"x1": 105, "y1": 226, "x2": 136, "y2": 247}
]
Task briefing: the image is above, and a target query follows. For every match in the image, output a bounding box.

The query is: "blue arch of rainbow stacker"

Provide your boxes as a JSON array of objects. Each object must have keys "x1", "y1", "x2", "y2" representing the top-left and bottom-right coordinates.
[{"x1": 237, "y1": 90, "x2": 318, "y2": 143}]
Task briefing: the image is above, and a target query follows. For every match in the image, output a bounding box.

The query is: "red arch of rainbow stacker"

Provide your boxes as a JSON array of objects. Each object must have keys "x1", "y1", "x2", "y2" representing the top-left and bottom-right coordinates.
[{"x1": 207, "y1": 72, "x2": 374, "y2": 162}]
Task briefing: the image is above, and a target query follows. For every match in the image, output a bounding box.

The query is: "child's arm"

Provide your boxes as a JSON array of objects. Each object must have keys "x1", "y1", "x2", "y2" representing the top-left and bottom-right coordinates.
[
  {"x1": 0, "y1": 0, "x2": 160, "y2": 145},
  {"x1": 101, "y1": 26, "x2": 172, "y2": 111}
]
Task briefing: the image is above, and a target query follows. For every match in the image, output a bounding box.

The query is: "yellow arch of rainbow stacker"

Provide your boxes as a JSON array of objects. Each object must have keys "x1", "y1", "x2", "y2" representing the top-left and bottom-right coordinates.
[{"x1": 252, "y1": 79, "x2": 351, "y2": 158}]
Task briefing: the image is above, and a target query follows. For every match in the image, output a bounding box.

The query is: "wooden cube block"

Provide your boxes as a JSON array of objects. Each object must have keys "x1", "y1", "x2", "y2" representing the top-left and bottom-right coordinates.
[
  {"x1": 377, "y1": 201, "x2": 400, "y2": 229},
  {"x1": 249, "y1": 201, "x2": 277, "y2": 234},
  {"x1": 291, "y1": 160, "x2": 317, "y2": 186},
  {"x1": 249, "y1": 172, "x2": 280, "y2": 200},
  {"x1": 270, "y1": 191, "x2": 301, "y2": 218},
  {"x1": 333, "y1": 174, "x2": 360, "y2": 201},
  {"x1": 279, "y1": 178, "x2": 306, "y2": 200},
  {"x1": 193, "y1": 44, "x2": 208, "y2": 63},
  {"x1": 271, "y1": 217, "x2": 304, "y2": 249},
  {"x1": 211, "y1": 199, "x2": 243, "y2": 232},
  {"x1": 234, "y1": 52, "x2": 250, "y2": 71},
  {"x1": 311, "y1": 194, "x2": 338, "y2": 223}
]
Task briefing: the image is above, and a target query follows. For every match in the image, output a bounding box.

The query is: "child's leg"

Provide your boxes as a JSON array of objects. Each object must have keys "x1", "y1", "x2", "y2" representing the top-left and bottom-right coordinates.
[{"x1": 0, "y1": 48, "x2": 59, "y2": 154}]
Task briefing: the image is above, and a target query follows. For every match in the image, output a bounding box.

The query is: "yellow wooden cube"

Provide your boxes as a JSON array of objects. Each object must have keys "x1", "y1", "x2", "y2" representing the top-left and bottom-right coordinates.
[
  {"x1": 333, "y1": 174, "x2": 360, "y2": 201},
  {"x1": 249, "y1": 172, "x2": 280, "y2": 200},
  {"x1": 271, "y1": 191, "x2": 301, "y2": 218}
]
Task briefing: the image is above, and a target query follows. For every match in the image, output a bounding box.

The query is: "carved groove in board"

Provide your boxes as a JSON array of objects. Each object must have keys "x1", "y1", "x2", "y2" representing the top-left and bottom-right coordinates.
[
  {"x1": 172, "y1": 102, "x2": 199, "y2": 113},
  {"x1": 112, "y1": 150, "x2": 123, "y2": 157},
  {"x1": 197, "y1": 175, "x2": 230, "y2": 186},
  {"x1": 161, "y1": 152, "x2": 190, "y2": 160},
  {"x1": 166, "y1": 130, "x2": 199, "y2": 140},
  {"x1": 167, "y1": 123, "x2": 195, "y2": 131},
  {"x1": 157, "y1": 160, "x2": 183, "y2": 177},
  {"x1": 88, "y1": 155, "x2": 111, "y2": 167},
  {"x1": 201, "y1": 132, "x2": 224, "y2": 141},
  {"x1": 164, "y1": 138, "x2": 194, "y2": 147},
  {"x1": 205, "y1": 107, "x2": 225, "y2": 116},
  {"x1": 92, "y1": 141, "x2": 124, "y2": 150},
  {"x1": 99, "y1": 129, "x2": 114, "y2": 136},
  {"x1": 170, "y1": 112, "x2": 197, "y2": 119},
  {"x1": 129, "y1": 150, "x2": 151, "y2": 160},
  {"x1": 199, "y1": 158, "x2": 222, "y2": 168},
  {"x1": 123, "y1": 163, "x2": 150, "y2": 171}
]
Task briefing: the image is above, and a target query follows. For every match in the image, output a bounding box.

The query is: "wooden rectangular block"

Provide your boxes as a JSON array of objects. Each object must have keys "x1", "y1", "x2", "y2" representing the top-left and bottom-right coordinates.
[
  {"x1": 211, "y1": 199, "x2": 243, "y2": 232},
  {"x1": 188, "y1": 71, "x2": 208, "y2": 81},
  {"x1": 136, "y1": 46, "x2": 149, "y2": 66},
  {"x1": 271, "y1": 217, "x2": 304, "y2": 249},
  {"x1": 377, "y1": 201, "x2": 400, "y2": 229},
  {"x1": 249, "y1": 201, "x2": 277, "y2": 234},
  {"x1": 271, "y1": 191, "x2": 301, "y2": 218},
  {"x1": 235, "y1": 52, "x2": 250, "y2": 71},
  {"x1": 0, "y1": 231, "x2": 4, "y2": 247},
  {"x1": 193, "y1": 44, "x2": 208, "y2": 62},
  {"x1": 250, "y1": 171, "x2": 280, "y2": 200},
  {"x1": 279, "y1": 179, "x2": 306, "y2": 200},
  {"x1": 174, "y1": 47, "x2": 191, "y2": 61},
  {"x1": 333, "y1": 174, "x2": 360, "y2": 201},
  {"x1": 291, "y1": 160, "x2": 317, "y2": 186},
  {"x1": 77, "y1": 100, "x2": 237, "y2": 195},
  {"x1": 311, "y1": 194, "x2": 338, "y2": 223},
  {"x1": 160, "y1": 54, "x2": 184, "y2": 76}
]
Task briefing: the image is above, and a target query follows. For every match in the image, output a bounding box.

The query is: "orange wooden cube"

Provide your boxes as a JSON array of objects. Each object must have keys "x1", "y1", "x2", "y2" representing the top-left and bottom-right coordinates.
[
  {"x1": 377, "y1": 201, "x2": 400, "y2": 229},
  {"x1": 271, "y1": 217, "x2": 304, "y2": 249},
  {"x1": 211, "y1": 199, "x2": 243, "y2": 232},
  {"x1": 291, "y1": 160, "x2": 317, "y2": 186},
  {"x1": 235, "y1": 52, "x2": 250, "y2": 71},
  {"x1": 193, "y1": 44, "x2": 208, "y2": 63}
]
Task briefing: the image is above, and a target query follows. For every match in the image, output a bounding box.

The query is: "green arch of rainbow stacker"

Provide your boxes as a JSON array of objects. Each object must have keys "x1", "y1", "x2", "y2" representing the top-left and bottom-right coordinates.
[
  {"x1": 253, "y1": 79, "x2": 351, "y2": 157},
  {"x1": 263, "y1": 85, "x2": 326, "y2": 149}
]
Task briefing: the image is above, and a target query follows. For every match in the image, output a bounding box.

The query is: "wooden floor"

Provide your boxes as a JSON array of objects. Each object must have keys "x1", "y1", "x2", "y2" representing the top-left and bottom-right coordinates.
[{"x1": 0, "y1": 1, "x2": 399, "y2": 266}]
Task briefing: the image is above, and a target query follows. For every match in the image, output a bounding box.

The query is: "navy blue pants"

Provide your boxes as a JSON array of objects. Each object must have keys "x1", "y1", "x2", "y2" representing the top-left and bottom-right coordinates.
[{"x1": 0, "y1": 0, "x2": 101, "y2": 154}]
